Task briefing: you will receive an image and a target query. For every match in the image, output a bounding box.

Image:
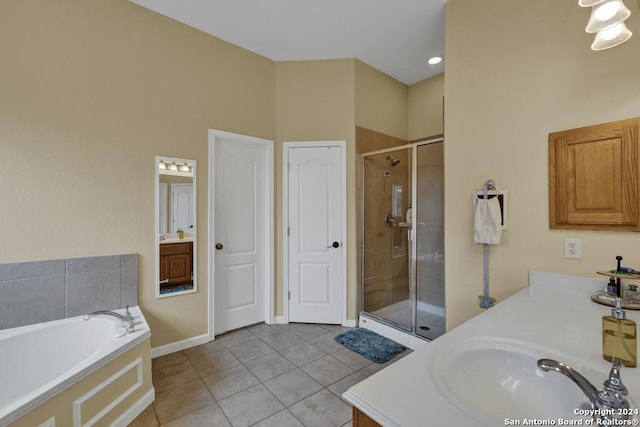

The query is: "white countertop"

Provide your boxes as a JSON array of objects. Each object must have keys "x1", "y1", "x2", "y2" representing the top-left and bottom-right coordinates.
[
  {"x1": 343, "y1": 271, "x2": 640, "y2": 426},
  {"x1": 159, "y1": 237, "x2": 194, "y2": 245}
]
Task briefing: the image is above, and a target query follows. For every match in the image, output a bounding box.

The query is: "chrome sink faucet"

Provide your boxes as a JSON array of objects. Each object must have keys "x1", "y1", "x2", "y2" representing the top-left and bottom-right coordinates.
[
  {"x1": 538, "y1": 358, "x2": 630, "y2": 422},
  {"x1": 83, "y1": 306, "x2": 135, "y2": 334}
]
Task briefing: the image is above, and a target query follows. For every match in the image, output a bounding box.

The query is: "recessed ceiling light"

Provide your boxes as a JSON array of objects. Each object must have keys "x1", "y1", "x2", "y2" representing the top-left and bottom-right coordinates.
[{"x1": 427, "y1": 56, "x2": 442, "y2": 65}]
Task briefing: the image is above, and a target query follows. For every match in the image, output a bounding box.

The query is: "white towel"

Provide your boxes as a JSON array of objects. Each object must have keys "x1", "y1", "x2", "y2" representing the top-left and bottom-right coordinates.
[{"x1": 474, "y1": 197, "x2": 502, "y2": 245}]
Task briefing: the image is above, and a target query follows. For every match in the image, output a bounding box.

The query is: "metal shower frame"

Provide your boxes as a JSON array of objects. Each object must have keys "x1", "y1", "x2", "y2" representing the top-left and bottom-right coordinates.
[{"x1": 359, "y1": 136, "x2": 444, "y2": 338}]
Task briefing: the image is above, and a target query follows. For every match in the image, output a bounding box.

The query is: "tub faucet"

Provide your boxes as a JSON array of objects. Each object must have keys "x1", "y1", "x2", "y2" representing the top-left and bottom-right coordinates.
[
  {"x1": 83, "y1": 309, "x2": 135, "y2": 334},
  {"x1": 538, "y1": 358, "x2": 630, "y2": 423}
]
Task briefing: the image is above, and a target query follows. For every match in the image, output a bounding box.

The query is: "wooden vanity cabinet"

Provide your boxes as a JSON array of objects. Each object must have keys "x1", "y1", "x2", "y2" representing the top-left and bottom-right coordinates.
[
  {"x1": 549, "y1": 117, "x2": 640, "y2": 231},
  {"x1": 352, "y1": 407, "x2": 382, "y2": 427},
  {"x1": 159, "y1": 241, "x2": 193, "y2": 287}
]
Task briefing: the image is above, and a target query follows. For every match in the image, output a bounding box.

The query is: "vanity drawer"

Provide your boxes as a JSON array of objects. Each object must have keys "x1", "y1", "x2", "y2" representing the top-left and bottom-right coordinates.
[{"x1": 160, "y1": 242, "x2": 192, "y2": 256}]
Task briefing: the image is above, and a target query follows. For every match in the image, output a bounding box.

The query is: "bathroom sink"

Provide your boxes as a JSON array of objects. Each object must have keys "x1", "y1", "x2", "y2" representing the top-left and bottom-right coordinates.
[{"x1": 430, "y1": 337, "x2": 599, "y2": 425}]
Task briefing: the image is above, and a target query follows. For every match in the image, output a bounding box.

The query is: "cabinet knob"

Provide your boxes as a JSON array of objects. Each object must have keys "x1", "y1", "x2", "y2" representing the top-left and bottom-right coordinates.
[{"x1": 215, "y1": 243, "x2": 223, "y2": 250}]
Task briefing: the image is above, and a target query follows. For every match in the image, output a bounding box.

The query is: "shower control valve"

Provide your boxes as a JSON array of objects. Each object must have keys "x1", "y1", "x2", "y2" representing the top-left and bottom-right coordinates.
[{"x1": 384, "y1": 213, "x2": 396, "y2": 227}]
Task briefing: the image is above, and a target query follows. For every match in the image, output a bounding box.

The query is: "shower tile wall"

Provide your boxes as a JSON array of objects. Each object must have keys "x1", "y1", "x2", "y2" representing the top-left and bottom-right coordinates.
[
  {"x1": 0, "y1": 254, "x2": 138, "y2": 330},
  {"x1": 356, "y1": 127, "x2": 409, "y2": 313}
]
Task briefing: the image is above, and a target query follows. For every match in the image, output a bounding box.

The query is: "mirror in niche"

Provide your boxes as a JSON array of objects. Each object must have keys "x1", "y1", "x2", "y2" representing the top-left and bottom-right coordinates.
[{"x1": 155, "y1": 156, "x2": 197, "y2": 298}]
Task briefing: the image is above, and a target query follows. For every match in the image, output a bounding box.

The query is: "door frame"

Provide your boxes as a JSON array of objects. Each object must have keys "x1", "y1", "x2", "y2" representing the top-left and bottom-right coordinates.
[
  {"x1": 208, "y1": 129, "x2": 274, "y2": 340},
  {"x1": 283, "y1": 140, "x2": 348, "y2": 326}
]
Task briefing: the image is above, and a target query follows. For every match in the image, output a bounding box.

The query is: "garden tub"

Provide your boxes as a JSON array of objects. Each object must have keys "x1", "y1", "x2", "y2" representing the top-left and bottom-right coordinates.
[{"x1": 0, "y1": 306, "x2": 152, "y2": 426}]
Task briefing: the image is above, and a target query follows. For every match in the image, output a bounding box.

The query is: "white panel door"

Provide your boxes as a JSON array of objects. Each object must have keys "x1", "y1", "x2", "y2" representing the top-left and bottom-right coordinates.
[
  {"x1": 214, "y1": 137, "x2": 267, "y2": 334},
  {"x1": 172, "y1": 184, "x2": 193, "y2": 234},
  {"x1": 288, "y1": 145, "x2": 344, "y2": 324}
]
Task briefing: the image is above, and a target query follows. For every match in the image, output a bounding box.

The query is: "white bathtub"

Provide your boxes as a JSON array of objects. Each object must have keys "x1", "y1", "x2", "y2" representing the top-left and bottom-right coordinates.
[{"x1": 0, "y1": 306, "x2": 151, "y2": 425}]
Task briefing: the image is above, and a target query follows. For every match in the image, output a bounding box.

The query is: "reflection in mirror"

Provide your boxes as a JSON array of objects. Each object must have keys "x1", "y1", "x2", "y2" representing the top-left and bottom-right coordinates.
[{"x1": 156, "y1": 156, "x2": 196, "y2": 298}]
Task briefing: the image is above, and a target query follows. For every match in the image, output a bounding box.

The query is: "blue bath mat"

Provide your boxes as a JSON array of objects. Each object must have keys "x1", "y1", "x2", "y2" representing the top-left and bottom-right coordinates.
[
  {"x1": 334, "y1": 328, "x2": 406, "y2": 364},
  {"x1": 159, "y1": 285, "x2": 185, "y2": 295}
]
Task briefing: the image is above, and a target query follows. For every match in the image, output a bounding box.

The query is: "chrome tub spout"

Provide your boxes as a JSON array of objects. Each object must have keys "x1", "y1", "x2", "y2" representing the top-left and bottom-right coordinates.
[{"x1": 83, "y1": 309, "x2": 135, "y2": 334}]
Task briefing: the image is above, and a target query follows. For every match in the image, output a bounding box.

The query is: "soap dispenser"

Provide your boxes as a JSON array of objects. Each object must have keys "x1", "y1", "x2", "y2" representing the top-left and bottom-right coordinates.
[
  {"x1": 603, "y1": 298, "x2": 637, "y2": 368},
  {"x1": 405, "y1": 204, "x2": 412, "y2": 225}
]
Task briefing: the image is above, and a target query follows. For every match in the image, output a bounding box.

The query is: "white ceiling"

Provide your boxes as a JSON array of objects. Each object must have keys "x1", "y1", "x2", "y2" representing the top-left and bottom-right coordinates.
[{"x1": 128, "y1": 0, "x2": 446, "y2": 85}]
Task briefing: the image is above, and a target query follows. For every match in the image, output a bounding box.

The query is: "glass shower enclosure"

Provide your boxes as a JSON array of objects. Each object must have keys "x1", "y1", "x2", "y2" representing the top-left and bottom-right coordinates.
[{"x1": 360, "y1": 139, "x2": 445, "y2": 340}]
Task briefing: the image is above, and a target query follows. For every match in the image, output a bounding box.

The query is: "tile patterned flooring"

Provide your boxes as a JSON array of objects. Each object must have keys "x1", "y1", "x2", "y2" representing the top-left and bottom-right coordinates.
[{"x1": 130, "y1": 322, "x2": 410, "y2": 427}]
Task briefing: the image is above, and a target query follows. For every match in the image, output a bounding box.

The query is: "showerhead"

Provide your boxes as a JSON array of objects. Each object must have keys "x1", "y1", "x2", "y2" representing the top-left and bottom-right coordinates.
[{"x1": 385, "y1": 154, "x2": 400, "y2": 166}]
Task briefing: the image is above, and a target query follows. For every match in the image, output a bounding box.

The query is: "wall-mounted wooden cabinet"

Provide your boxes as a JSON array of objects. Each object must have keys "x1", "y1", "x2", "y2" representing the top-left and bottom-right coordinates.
[{"x1": 549, "y1": 117, "x2": 640, "y2": 231}]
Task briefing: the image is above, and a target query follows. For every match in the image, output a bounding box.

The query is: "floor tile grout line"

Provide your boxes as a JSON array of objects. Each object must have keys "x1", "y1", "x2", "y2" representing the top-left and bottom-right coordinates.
[
  {"x1": 146, "y1": 323, "x2": 393, "y2": 427},
  {"x1": 228, "y1": 325, "x2": 356, "y2": 425},
  {"x1": 180, "y1": 348, "x2": 237, "y2": 427}
]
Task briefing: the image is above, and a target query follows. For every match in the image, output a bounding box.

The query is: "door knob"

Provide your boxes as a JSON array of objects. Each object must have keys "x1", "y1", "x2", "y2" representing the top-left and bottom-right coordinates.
[
  {"x1": 327, "y1": 241, "x2": 340, "y2": 248},
  {"x1": 215, "y1": 243, "x2": 223, "y2": 250}
]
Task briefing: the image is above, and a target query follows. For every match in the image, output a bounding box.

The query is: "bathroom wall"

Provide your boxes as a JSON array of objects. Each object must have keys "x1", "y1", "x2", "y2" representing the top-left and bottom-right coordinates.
[
  {"x1": 1, "y1": 0, "x2": 452, "y2": 348},
  {"x1": 0, "y1": 0, "x2": 276, "y2": 347},
  {"x1": 0, "y1": 254, "x2": 137, "y2": 329},
  {"x1": 274, "y1": 59, "x2": 357, "y2": 319},
  {"x1": 445, "y1": 0, "x2": 640, "y2": 329},
  {"x1": 274, "y1": 59, "x2": 425, "y2": 321},
  {"x1": 355, "y1": 60, "x2": 409, "y2": 141},
  {"x1": 408, "y1": 73, "x2": 444, "y2": 141}
]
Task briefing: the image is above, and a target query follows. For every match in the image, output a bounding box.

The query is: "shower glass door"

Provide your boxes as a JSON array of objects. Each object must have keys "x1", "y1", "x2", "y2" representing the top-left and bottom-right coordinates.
[
  {"x1": 361, "y1": 147, "x2": 412, "y2": 331},
  {"x1": 361, "y1": 140, "x2": 445, "y2": 340},
  {"x1": 415, "y1": 142, "x2": 445, "y2": 340}
]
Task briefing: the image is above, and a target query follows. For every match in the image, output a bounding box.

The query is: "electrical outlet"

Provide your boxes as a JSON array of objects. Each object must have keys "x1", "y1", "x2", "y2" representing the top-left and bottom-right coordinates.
[{"x1": 564, "y1": 238, "x2": 582, "y2": 259}]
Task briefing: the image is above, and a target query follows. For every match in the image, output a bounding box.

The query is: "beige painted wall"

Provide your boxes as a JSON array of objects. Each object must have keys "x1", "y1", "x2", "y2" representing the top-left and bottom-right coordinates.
[
  {"x1": 0, "y1": 0, "x2": 276, "y2": 347},
  {"x1": 274, "y1": 59, "x2": 358, "y2": 319},
  {"x1": 408, "y1": 73, "x2": 444, "y2": 140},
  {"x1": 445, "y1": 0, "x2": 640, "y2": 329},
  {"x1": 274, "y1": 59, "x2": 425, "y2": 320},
  {"x1": 354, "y1": 60, "x2": 409, "y2": 140},
  {"x1": 1, "y1": 0, "x2": 463, "y2": 351}
]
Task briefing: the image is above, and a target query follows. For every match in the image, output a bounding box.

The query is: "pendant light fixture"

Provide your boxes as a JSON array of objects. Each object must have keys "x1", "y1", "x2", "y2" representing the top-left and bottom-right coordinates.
[
  {"x1": 579, "y1": 0, "x2": 633, "y2": 50},
  {"x1": 591, "y1": 22, "x2": 633, "y2": 49},
  {"x1": 579, "y1": 0, "x2": 606, "y2": 6}
]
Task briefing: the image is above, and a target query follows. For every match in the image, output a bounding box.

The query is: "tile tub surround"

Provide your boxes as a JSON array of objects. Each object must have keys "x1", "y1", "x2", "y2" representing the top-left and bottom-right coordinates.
[
  {"x1": 130, "y1": 322, "x2": 412, "y2": 427},
  {"x1": 343, "y1": 271, "x2": 640, "y2": 426},
  {"x1": 0, "y1": 253, "x2": 138, "y2": 329}
]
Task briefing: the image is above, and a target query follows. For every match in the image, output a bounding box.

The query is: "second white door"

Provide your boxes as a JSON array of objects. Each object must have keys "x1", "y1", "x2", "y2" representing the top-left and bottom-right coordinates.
[
  {"x1": 287, "y1": 143, "x2": 345, "y2": 324},
  {"x1": 172, "y1": 183, "x2": 194, "y2": 234},
  {"x1": 212, "y1": 131, "x2": 272, "y2": 335}
]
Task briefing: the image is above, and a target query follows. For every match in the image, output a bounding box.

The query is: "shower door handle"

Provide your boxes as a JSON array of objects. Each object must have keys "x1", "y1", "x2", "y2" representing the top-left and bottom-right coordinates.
[{"x1": 327, "y1": 241, "x2": 340, "y2": 248}]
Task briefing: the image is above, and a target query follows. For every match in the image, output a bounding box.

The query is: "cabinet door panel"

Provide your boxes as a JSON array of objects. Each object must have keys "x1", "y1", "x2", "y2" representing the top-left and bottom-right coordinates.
[{"x1": 549, "y1": 118, "x2": 639, "y2": 231}]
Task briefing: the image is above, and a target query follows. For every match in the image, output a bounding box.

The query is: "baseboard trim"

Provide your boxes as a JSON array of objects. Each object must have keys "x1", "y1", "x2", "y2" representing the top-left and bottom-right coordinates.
[
  {"x1": 274, "y1": 316, "x2": 287, "y2": 324},
  {"x1": 150, "y1": 334, "x2": 210, "y2": 359}
]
